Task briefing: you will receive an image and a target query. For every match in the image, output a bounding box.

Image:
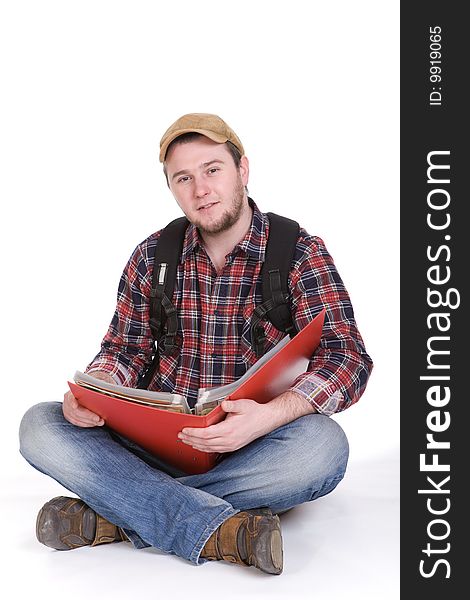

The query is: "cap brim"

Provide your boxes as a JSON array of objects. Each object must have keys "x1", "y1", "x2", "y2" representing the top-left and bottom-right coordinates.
[{"x1": 159, "y1": 129, "x2": 228, "y2": 162}]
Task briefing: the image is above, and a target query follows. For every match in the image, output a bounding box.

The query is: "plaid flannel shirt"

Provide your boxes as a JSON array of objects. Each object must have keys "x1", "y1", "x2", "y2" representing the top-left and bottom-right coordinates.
[{"x1": 86, "y1": 200, "x2": 373, "y2": 413}]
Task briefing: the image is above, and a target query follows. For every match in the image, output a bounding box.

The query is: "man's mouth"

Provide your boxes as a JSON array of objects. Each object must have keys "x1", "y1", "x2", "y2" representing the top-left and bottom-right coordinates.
[{"x1": 198, "y1": 201, "x2": 219, "y2": 211}]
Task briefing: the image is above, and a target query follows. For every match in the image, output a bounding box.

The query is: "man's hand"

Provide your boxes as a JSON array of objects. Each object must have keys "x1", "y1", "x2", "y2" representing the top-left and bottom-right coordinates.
[
  {"x1": 178, "y1": 399, "x2": 274, "y2": 453},
  {"x1": 178, "y1": 391, "x2": 316, "y2": 453},
  {"x1": 63, "y1": 391, "x2": 105, "y2": 427},
  {"x1": 62, "y1": 370, "x2": 114, "y2": 427}
]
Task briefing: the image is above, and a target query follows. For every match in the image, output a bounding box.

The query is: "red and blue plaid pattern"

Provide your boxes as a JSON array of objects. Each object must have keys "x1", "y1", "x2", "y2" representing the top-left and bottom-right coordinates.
[{"x1": 86, "y1": 201, "x2": 373, "y2": 413}]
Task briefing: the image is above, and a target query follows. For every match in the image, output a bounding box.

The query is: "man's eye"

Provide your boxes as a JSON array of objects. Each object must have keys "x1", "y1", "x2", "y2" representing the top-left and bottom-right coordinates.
[
  {"x1": 207, "y1": 168, "x2": 220, "y2": 175},
  {"x1": 177, "y1": 176, "x2": 191, "y2": 184}
]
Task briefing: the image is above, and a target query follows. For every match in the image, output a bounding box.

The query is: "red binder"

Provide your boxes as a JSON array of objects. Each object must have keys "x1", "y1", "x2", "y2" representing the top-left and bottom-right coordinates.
[{"x1": 69, "y1": 309, "x2": 325, "y2": 475}]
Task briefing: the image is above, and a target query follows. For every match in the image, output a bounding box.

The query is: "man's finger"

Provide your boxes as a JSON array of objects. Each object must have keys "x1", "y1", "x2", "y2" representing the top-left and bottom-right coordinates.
[
  {"x1": 221, "y1": 399, "x2": 249, "y2": 412},
  {"x1": 72, "y1": 419, "x2": 104, "y2": 428},
  {"x1": 64, "y1": 411, "x2": 99, "y2": 427},
  {"x1": 182, "y1": 440, "x2": 226, "y2": 453},
  {"x1": 63, "y1": 404, "x2": 104, "y2": 427},
  {"x1": 179, "y1": 433, "x2": 224, "y2": 446},
  {"x1": 180, "y1": 423, "x2": 225, "y2": 438},
  {"x1": 75, "y1": 405, "x2": 101, "y2": 420}
]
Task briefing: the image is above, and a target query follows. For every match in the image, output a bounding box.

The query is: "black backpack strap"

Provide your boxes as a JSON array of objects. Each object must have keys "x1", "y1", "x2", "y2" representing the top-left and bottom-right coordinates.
[
  {"x1": 139, "y1": 211, "x2": 300, "y2": 385},
  {"x1": 137, "y1": 216, "x2": 189, "y2": 389},
  {"x1": 251, "y1": 212, "x2": 300, "y2": 357}
]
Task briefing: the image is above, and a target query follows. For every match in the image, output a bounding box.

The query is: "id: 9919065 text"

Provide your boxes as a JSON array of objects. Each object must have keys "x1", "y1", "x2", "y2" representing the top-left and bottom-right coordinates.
[{"x1": 429, "y1": 26, "x2": 442, "y2": 106}]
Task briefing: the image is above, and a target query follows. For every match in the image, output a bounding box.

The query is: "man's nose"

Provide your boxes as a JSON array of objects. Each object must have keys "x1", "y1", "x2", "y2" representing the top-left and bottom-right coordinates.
[{"x1": 194, "y1": 176, "x2": 210, "y2": 198}]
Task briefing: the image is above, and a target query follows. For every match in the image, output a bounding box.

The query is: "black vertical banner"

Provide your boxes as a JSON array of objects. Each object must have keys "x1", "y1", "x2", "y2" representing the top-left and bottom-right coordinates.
[{"x1": 401, "y1": 2, "x2": 466, "y2": 597}]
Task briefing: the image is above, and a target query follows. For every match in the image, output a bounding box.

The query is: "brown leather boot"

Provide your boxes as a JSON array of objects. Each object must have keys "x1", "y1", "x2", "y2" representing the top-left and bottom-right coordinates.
[
  {"x1": 200, "y1": 508, "x2": 283, "y2": 575},
  {"x1": 36, "y1": 496, "x2": 128, "y2": 550}
]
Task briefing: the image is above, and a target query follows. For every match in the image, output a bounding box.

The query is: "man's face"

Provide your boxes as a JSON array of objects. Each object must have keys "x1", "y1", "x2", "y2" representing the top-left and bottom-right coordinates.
[{"x1": 165, "y1": 137, "x2": 249, "y2": 234}]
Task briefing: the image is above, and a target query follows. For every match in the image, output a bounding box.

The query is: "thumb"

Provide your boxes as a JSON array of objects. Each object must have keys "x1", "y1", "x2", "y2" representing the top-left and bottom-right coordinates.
[{"x1": 221, "y1": 399, "x2": 243, "y2": 413}]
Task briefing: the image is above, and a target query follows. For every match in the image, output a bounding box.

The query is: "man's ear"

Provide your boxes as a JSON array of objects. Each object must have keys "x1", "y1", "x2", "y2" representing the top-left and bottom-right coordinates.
[
  {"x1": 163, "y1": 164, "x2": 171, "y2": 189},
  {"x1": 239, "y1": 155, "x2": 249, "y2": 187}
]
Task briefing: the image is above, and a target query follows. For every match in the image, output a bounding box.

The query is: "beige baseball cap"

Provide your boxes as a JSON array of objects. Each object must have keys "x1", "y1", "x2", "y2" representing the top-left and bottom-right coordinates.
[{"x1": 159, "y1": 113, "x2": 245, "y2": 162}]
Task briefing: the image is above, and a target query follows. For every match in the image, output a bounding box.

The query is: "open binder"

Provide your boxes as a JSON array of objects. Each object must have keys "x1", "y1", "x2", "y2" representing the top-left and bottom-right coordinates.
[{"x1": 69, "y1": 308, "x2": 325, "y2": 474}]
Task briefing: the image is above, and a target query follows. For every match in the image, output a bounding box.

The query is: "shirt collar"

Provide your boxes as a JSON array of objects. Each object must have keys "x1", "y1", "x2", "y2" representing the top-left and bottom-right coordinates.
[{"x1": 180, "y1": 197, "x2": 268, "y2": 264}]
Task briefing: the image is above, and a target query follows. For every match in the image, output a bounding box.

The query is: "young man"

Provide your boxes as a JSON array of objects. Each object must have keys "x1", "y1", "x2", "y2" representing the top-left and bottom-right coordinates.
[{"x1": 19, "y1": 113, "x2": 373, "y2": 575}]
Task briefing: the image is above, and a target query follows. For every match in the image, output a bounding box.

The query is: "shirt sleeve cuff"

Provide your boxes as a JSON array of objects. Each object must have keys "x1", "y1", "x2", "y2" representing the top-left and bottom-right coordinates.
[
  {"x1": 289, "y1": 374, "x2": 344, "y2": 416},
  {"x1": 85, "y1": 360, "x2": 133, "y2": 387}
]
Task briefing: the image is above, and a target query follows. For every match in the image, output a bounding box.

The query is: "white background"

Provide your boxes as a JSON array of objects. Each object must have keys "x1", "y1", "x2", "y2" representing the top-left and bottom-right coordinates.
[{"x1": 0, "y1": 1, "x2": 399, "y2": 598}]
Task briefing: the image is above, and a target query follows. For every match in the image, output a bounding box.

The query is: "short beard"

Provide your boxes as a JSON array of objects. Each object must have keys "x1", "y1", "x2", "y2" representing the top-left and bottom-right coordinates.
[{"x1": 194, "y1": 176, "x2": 246, "y2": 235}]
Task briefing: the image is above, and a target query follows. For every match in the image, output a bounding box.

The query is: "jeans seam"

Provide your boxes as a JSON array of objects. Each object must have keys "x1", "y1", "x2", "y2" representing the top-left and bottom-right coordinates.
[
  {"x1": 123, "y1": 529, "x2": 149, "y2": 549},
  {"x1": 264, "y1": 472, "x2": 346, "y2": 510},
  {"x1": 315, "y1": 473, "x2": 345, "y2": 498}
]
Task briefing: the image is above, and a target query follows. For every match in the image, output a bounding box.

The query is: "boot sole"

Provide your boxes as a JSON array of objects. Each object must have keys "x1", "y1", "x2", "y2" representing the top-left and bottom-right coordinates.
[
  {"x1": 246, "y1": 510, "x2": 283, "y2": 575},
  {"x1": 36, "y1": 496, "x2": 96, "y2": 550},
  {"x1": 269, "y1": 527, "x2": 283, "y2": 573}
]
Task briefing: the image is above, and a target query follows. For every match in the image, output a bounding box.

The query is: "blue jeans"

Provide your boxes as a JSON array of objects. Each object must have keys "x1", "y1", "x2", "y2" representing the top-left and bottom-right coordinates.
[{"x1": 19, "y1": 402, "x2": 349, "y2": 565}]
